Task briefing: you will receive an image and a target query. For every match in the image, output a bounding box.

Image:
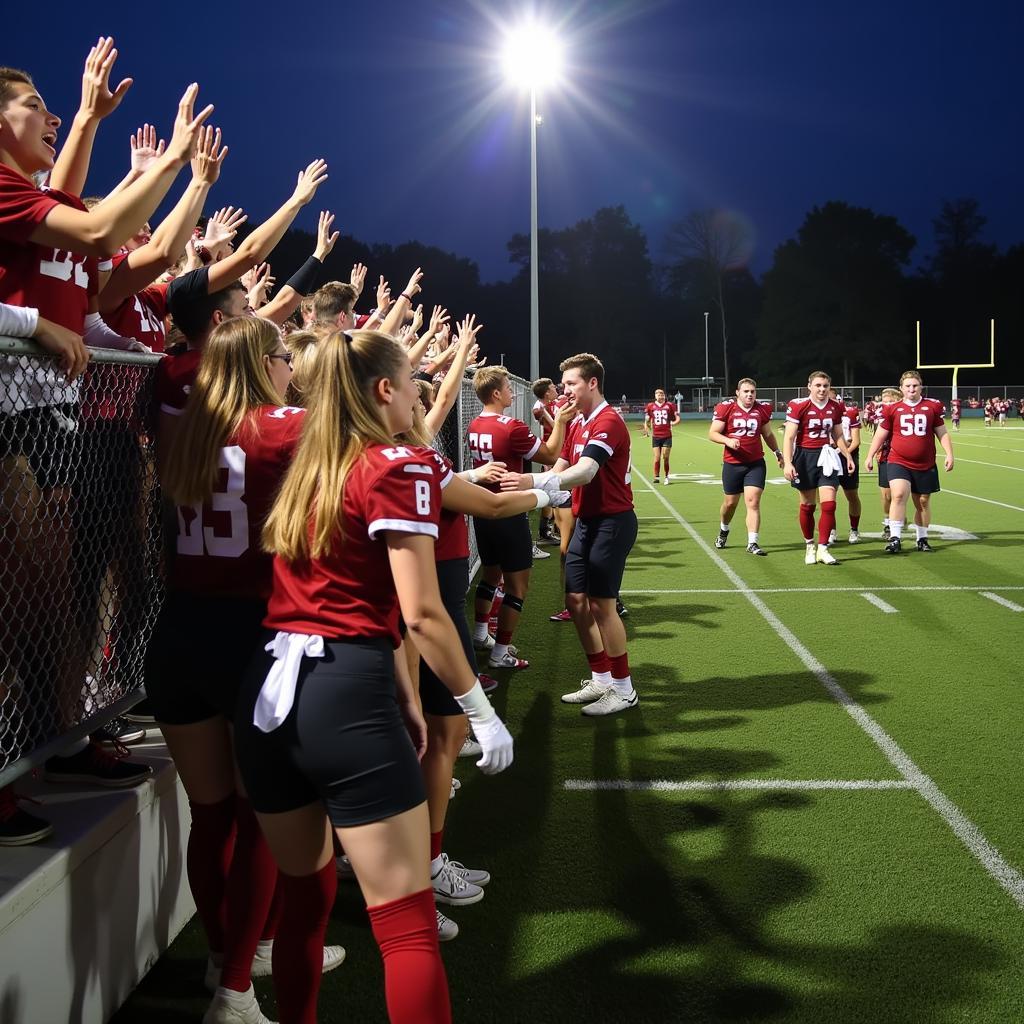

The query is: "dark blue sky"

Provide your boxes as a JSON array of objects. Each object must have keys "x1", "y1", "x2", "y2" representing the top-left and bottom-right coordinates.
[{"x1": 9, "y1": 1, "x2": 1022, "y2": 281}]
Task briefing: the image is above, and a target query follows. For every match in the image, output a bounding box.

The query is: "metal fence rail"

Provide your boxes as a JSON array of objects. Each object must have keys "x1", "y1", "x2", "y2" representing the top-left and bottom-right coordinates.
[{"x1": 1, "y1": 338, "x2": 164, "y2": 788}]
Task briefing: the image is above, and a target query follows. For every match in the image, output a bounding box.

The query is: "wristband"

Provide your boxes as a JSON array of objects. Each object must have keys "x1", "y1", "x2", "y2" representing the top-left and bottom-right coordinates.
[
  {"x1": 453, "y1": 681, "x2": 496, "y2": 724},
  {"x1": 529, "y1": 488, "x2": 551, "y2": 509},
  {"x1": 400, "y1": 292, "x2": 413, "y2": 302},
  {"x1": 467, "y1": 469, "x2": 480, "y2": 484},
  {"x1": 532, "y1": 470, "x2": 554, "y2": 488},
  {"x1": 286, "y1": 255, "x2": 325, "y2": 297}
]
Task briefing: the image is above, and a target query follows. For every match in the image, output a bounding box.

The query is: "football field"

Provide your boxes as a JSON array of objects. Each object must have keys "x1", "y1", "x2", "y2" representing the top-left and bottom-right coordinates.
[{"x1": 118, "y1": 419, "x2": 1024, "y2": 1023}]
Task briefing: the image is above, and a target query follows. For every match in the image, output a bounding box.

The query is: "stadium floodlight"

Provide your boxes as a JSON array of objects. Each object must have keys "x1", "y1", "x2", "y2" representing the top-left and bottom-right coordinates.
[
  {"x1": 502, "y1": 21, "x2": 565, "y2": 382},
  {"x1": 916, "y1": 319, "x2": 995, "y2": 400}
]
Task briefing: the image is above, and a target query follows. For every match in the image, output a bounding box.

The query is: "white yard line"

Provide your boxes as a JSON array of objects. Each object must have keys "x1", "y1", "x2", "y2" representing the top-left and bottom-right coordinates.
[
  {"x1": 564, "y1": 778, "x2": 915, "y2": 792},
  {"x1": 979, "y1": 592, "x2": 1024, "y2": 613},
  {"x1": 860, "y1": 593, "x2": 899, "y2": 613},
  {"x1": 943, "y1": 490, "x2": 1024, "y2": 513},
  {"x1": 950, "y1": 440, "x2": 1024, "y2": 453},
  {"x1": 619, "y1": 585, "x2": 1024, "y2": 595},
  {"x1": 956, "y1": 458, "x2": 1024, "y2": 472},
  {"x1": 630, "y1": 465, "x2": 1024, "y2": 909}
]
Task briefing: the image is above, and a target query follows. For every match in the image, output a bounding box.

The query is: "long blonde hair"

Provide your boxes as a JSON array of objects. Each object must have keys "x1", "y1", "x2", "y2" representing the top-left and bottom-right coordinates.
[
  {"x1": 283, "y1": 329, "x2": 321, "y2": 407},
  {"x1": 263, "y1": 329, "x2": 410, "y2": 562},
  {"x1": 398, "y1": 379, "x2": 433, "y2": 446},
  {"x1": 162, "y1": 317, "x2": 284, "y2": 506}
]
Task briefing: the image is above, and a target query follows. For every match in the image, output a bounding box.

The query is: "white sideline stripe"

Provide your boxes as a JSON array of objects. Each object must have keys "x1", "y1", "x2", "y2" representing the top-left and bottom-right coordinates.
[
  {"x1": 564, "y1": 778, "x2": 915, "y2": 792},
  {"x1": 631, "y1": 465, "x2": 1024, "y2": 910},
  {"x1": 953, "y1": 441, "x2": 1024, "y2": 453},
  {"x1": 637, "y1": 515, "x2": 679, "y2": 520},
  {"x1": 619, "y1": 585, "x2": 1024, "y2": 595},
  {"x1": 979, "y1": 592, "x2": 1024, "y2": 613},
  {"x1": 944, "y1": 489, "x2": 1024, "y2": 513},
  {"x1": 957, "y1": 458, "x2": 1024, "y2": 472},
  {"x1": 861, "y1": 592, "x2": 898, "y2": 614}
]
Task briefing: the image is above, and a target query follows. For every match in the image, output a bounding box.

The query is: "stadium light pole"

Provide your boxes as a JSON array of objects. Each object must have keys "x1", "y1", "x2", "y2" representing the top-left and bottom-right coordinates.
[{"x1": 502, "y1": 24, "x2": 564, "y2": 383}]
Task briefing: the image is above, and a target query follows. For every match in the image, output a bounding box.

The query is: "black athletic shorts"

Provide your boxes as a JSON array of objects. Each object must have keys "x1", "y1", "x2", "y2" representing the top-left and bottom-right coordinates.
[
  {"x1": 474, "y1": 511, "x2": 533, "y2": 573},
  {"x1": 0, "y1": 403, "x2": 81, "y2": 491},
  {"x1": 235, "y1": 635, "x2": 425, "y2": 826},
  {"x1": 839, "y1": 452, "x2": 860, "y2": 490},
  {"x1": 722, "y1": 458, "x2": 766, "y2": 495},
  {"x1": 885, "y1": 462, "x2": 940, "y2": 495},
  {"x1": 877, "y1": 461, "x2": 890, "y2": 488},
  {"x1": 565, "y1": 510, "x2": 638, "y2": 599},
  {"x1": 790, "y1": 447, "x2": 842, "y2": 492},
  {"x1": 419, "y1": 558, "x2": 471, "y2": 718},
  {"x1": 144, "y1": 590, "x2": 266, "y2": 725},
  {"x1": 651, "y1": 435, "x2": 672, "y2": 448}
]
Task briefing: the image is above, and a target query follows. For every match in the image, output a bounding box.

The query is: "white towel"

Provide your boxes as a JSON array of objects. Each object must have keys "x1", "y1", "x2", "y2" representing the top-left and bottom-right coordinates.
[
  {"x1": 817, "y1": 446, "x2": 844, "y2": 478},
  {"x1": 254, "y1": 631, "x2": 325, "y2": 733}
]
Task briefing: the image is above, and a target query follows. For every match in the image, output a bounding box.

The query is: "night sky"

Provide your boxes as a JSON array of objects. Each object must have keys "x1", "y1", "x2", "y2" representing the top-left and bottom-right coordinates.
[{"x1": 7, "y1": 1, "x2": 1023, "y2": 281}]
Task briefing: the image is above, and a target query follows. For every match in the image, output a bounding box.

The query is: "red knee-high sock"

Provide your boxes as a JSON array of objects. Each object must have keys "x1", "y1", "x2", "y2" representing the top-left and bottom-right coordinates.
[
  {"x1": 272, "y1": 860, "x2": 338, "y2": 1024},
  {"x1": 261, "y1": 874, "x2": 284, "y2": 940},
  {"x1": 430, "y1": 830, "x2": 444, "y2": 862},
  {"x1": 187, "y1": 795, "x2": 237, "y2": 953},
  {"x1": 219, "y1": 799, "x2": 280, "y2": 992},
  {"x1": 798, "y1": 503, "x2": 815, "y2": 542},
  {"x1": 818, "y1": 500, "x2": 837, "y2": 545},
  {"x1": 586, "y1": 650, "x2": 611, "y2": 676},
  {"x1": 368, "y1": 888, "x2": 451, "y2": 1024}
]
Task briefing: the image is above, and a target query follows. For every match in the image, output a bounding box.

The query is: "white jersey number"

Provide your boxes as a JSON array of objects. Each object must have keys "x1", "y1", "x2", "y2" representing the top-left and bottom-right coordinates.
[
  {"x1": 467, "y1": 432, "x2": 494, "y2": 463},
  {"x1": 40, "y1": 250, "x2": 89, "y2": 289},
  {"x1": 177, "y1": 446, "x2": 249, "y2": 558},
  {"x1": 730, "y1": 416, "x2": 760, "y2": 437},
  {"x1": 898, "y1": 413, "x2": 929, "y2": 437},
  {"x1": 806, "y1": 417, "x2": 834, "y2": 440}
]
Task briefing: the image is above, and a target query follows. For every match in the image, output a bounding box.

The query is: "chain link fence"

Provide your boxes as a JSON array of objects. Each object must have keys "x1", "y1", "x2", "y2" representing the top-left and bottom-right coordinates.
[{"x1": 0, "y1": 338, "x2": 164, "y2": 788}]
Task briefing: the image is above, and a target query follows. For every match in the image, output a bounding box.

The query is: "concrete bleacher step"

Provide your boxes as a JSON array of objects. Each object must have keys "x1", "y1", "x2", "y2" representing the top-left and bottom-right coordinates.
[{"x1": 0, "y1": 738, "x2": 194, "y2": 1024}]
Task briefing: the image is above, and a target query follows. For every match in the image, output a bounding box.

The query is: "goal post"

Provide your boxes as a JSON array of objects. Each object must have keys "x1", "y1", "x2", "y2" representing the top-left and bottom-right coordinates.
[{"x1": 916, "y1": 319, "x2": 995, "y2": 400}]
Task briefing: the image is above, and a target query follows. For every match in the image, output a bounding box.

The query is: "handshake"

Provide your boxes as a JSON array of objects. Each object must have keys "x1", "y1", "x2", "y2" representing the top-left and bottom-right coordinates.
[{"x1": 499, "y1": 469, "x2": 571, "y2": 509}]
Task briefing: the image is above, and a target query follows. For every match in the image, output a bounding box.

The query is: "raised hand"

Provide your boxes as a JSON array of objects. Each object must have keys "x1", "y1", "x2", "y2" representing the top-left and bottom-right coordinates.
[
  {"x1": 350, "y1": 262, "x2": 367, "y2": 298},
  {"x1": 130, "y1": 124, "x2": 165, "y2": 174},
  {"x1": 410, "y1": 304, "x2": 425, "y2": 336},
  {"x1": 203, "y1": 205, "x2": 246, "y2": 257},
  {"x1": 455, "y1": 313, "x2": 483, "y2": 349},
  {"x1": 403, "y1": 267, "x2": 424, "y2": 300},
  {"x1": 190, "y1": 125, "x2": 228, "y2": 185},
  {"x1": 314, "y1": 210, "x2": 340, "y2": 260},
  {"x1": 243, "y1": 263, "x2": 274, "y2": 308},
  {"x1": 165, "y1": 83, "x2": 215, "y2": 166},
  {"x1": 427, "y1": 305, "x2": 449, "y2": 337},
  {"x1": 376, "y1": 276, "x2": 391, "y2": 312},
  {"x1": 291, "y1": 159, "x2": 329, "y2": 207},
  {"x1": 79, "y1": 36, "x2": 132, "y2": 121}
]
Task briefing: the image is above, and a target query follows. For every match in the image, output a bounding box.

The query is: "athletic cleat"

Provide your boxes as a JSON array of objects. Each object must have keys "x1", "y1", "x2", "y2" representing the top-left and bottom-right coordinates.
[
  {"x1": 662, "y1": 477, "x2": 670, "y2": 485},
  {"x1": 815, "y1": 545, "x2": 838, "y2": 565},
  {"x1": 828, "y1": 528, "x2": 837, "y2": 545},
  {"x1": 652, "y1": 477, "x2": 660, "y2": 485},
  {"x1": 440, "y1": 853, "x2": 490, "y2": 887},
  {"x1": 437, "y1": 909, "x2": 459, "y2": 941},
  {"x1": 848, "y1": 529, "x2": 860, "y2": 544},
  {"x1": 550, "y1": 608, "x2": 572, "y2": 622},
  {"x1": 202, "y1": 984, "x2": 275, "y2": 1024},
  {"x1": 537, "y1": 531, "x2": 559, "y2": 545},
  {"x1": 561, "y1": 679, "x2": 612, "y2": 704},
  {"x1": 616, "y1": 599, "x2": 629, "y2": 618},
  {"x1": 488, "y1": 651, "x2": 529, "y2": 670},
  {"x1": 746, "y1": 542, "x2": 767, "y2": 556},
  {"x1": 0, "y1": 786, "x2": 53, "y2": 846},
  {"x1": 581, "y1": 688, "x2": 639, "y2": 717},
  {"x1": 432, "y1": 856, "x2": 485, "y2": 906},
  {"x1": 916, "y1": 538, "x2": 933, "y2": 552},
  {"x1": 885, "y1": 537, "x2": 902, "y2": 554},
  {"x1": 531, "y1": 544, "x2": 551, "y2": 560},
  {"x1": 458, "y1": 736, "x2": 483, "y2": 759},
  {"x1": 251, "y1": 942, "x2": 345, "y2": 979},
  {"x1": 804, "y1": 544, "x2": 817, "y2": 565},
  {"x1": 92, "y1": 716, "x2": 146, "y2": 746},
  {"x1": 714, "y1": 529, "x2": 729, "y2": 549},
  {"x1": 478, "y1": 673, "x2": 499, "y2": 695},
  {"x1": 45, "y1": 742, "x2": 152, "y2": 788},
  {"x1": 882, "y1": 524, "x2": 891, "y2": 540},
  {"x1": 473, "y1": 633, "x2": 495, "y2": 651}
]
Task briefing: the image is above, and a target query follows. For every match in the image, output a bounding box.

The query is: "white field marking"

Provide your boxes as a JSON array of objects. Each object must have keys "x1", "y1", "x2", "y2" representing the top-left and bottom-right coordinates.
[
  {"x1": 564, "y1": 778, "x2": 915, "y2": 792},
  {"x1": 630, "y1": 465, "x2": 1024, "y2": 909},
  {"x1": 943, "y1": 489, "x2": 1024, "y2": 513},
  {"x1": 861, "y1": 593, "x2": 899, "y2": 613},
  {"x1": 951, "y1": 440, "x2": 1024, "y2": 453},
  {"x1": 636, "y1": 516, "x2": 682, "y2": 520},
  {"x1": 619, "y1": 585, "x2": 1024, "y2": 595},
  {"x1": 957, "y1": 458, "x2": 1024, "y2": 472},
  {"x1": 979, "y1": 592, "x2": 1024, "y2": 613}
]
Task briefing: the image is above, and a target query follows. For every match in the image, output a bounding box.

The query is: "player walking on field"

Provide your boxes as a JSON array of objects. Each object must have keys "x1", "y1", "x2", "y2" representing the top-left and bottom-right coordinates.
[
  {"x1": 828, "y1": 388, "x2": 863, "y2": 544},
  {"x1": 643, "y1": 388, "x2": 680, "y2": 484},
  {"x1": 782, "y1": 370, "x2": 856, "y2": 566},
  {"x1": 866, "y1": 370, "x2": 953, "y2": 554},
  {"x1": 708, "y1": 377, "x2": 783, "y2": 555}
]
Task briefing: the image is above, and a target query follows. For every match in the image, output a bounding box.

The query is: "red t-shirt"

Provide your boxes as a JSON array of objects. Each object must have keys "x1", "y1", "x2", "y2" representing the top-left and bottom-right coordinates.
[
  {"x1": 645, "y1": 401, "x2": 677, "y2": 439},
  {"x1": 532, "y1": 399, "x2": 554, "y2": 441},
  {"x1": 881, "y1": 398, "x2": 945, "y2": 471},
  {"x1": 155, "y1": 347, "x2": 202, "y2": 415},
  {"x1": 560, "y1": 400, "x2": 633, "y2": 518},
  {"x1": 265, "y1": 443, "x2": 447, "y2": 646},
  {"x1": 467, "y1": 411, "x2": 541, "y2": 492},
  {"x1": 951, "y1": 400, "x2": 962, "y2": 417},
  {"x1": 712, "y1": 399, "x2": 772, "y2": 464},
  {"x1": 432, "y1": 448, "x2": 468, "y2": 562},
  {"x1": 172, "y1": 405, "x2": 305, "y2": 598},
  {"x1": 104, "y1": 253, "x2": 169, "y2": 352},
  {"x1": 785, "y1": 397, "x2": 846, "y2": 450}
]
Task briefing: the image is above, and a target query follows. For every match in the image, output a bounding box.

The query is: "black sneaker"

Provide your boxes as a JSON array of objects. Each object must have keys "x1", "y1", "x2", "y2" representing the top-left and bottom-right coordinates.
[
  {"x1": 714, "y1": 529, "x2": 729, "y2": 549},
  {"x1": 746, "y1": 542, "x2": 767, "y2": 556},
  {"x1": 882, "y1": 524, "x2": 891, "y2": 540},
  {"x1": 616, "y1": 599, "x2": 629, "y2": 618},
  {"x1": 885, "y1": 537, "x2": 902, "y2": 554},
  {"x1": 916, "y1": 538, "x2": 933, "y2": 552},
  {"x1": 92, "y1": 716, "x2": 146, "y2": 747},
  {"x1": 123, "y1": 698, "x2": 156, "y2": 724},
  {"x1": 0, "y1": 785, "x2": 54, "y2": 846},
  {"x1": 45, "y1": 742, "x2": 153, "y2": 789}
]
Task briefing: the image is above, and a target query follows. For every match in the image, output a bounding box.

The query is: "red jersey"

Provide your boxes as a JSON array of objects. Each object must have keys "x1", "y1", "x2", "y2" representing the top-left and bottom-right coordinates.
[
  {"x1": 265, "y1": 443, "x2": 447, "y2": 646},
  {"x1": 786, "y1": 397, "x2": 846, "y2": 450},
  {"x1": 532, "y1": 399, "x2": 555, "y2": 441},
  {"x1": 467, "y1": 411, "x2": 541, "y2": 492},
  {"x1": 881, "y1": 398, "x2": 945, "y2": 471},
  {"x1": 645, "y1": 401, "x2": 677, "y2": 439},
  {"x1": 842, "y1": 405, "x2": 861, "y2": 443},
  {"x1": 951, "y1": 399, "x2": 962, "y2": 418},
  {"x1": 864, "y1": 400, "x2": 877, "y2": 422},
  {"x1": 432, "y1": 448, "x2": 468, "y2": 562},
  {"x1": 712, "y1": 399, "x2": 772, "y2": 464},
  {"x1": 560, "y1": 400, "x2": 633, "y2": 518},
  {"x1": 104, "y1": 254, "x2": 169, "y2": 352},
  {"x1": 155, "y1": 347, "x2": 202, "y2": 415},
  {"x1": 173, "y1": 405, "x2": 305, "y2": 598}
]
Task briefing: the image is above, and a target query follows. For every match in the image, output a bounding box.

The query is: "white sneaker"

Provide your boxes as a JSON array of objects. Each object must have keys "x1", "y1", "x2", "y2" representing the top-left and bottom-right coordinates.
[
  {"x1": 560, "y1": 679, "x2": 612, "y2": 704},
  {"x1": 472, "y1": 633, "x2": 495, "y2": 651},
  {"x1": 816, "y1": 545, "x2": 838, "y2": 565},
  {"x1": 663, "y1": 477, "x2": 671, "y2": 485},
  {"x1": 432, "y1": 856, "x2": 485, "y2": 906},
  {"x1": 203, "y1": 985, "x2": 276, "y2": 1024},
  {"x1": 804, "y1": 544, "x2": 816, "y2": 565},
  {"x1": 581, "y1": 688, "x2": 639, "y2": 716},
  {"x1": 449, "y1": 777, "x2": 461, "y2": 799},
  {"x1": 458, "y1": 736, "x2": 482, "y2": 758},
  {"x1": 848, "y1": 529, "x2": 860, "y2": 544},
  {"x1": 437, "y1": 909, "x2": 459, "y2": 941},
  {"x1": 250, "y1": 941, "x2": 346, "y2": 978},
  {"x1": 531, "y1": 544, "x2": 551, "y2": 560},
  {"x1": 828, "y1": 528, "x2": 837, "y2": 544},
  {"x1": 441, "y1": 852, "x2": 490, "y2": 886},
  {"x1": 488, "y1": 650, "x2": 529, "y2": 670}
]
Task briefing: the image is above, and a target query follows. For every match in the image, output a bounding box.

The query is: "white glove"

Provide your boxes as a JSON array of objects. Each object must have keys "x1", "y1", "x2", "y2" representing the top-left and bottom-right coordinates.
[
  {"x1": 551, "y1": 489, "x2": 572, "y2": 508},
  {"x1": 538, "y1": 473, "x2": 564, "y2": 498},
  {"x1": 453, "y1": 681, "x2": 514, "y2": 774}
]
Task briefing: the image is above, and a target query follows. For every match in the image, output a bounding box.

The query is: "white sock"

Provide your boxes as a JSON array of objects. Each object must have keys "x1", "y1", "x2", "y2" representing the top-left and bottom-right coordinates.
[
  {"x1": 611, "y1": 674, "x2": 634, "y2": 697},
  {"x1": 720, "y1": 522, "x2": 730, "y2": 533},
  {"x1": 256, "y1": 939, "x2": 273, "y2": 958},
  {"x1": 60, "y1": 737, "x2": 90, "y2": 757},
  {"x1": 748, "y1": 532, "x2": 758, "y2": 545},
  {"x1": 916, "y1": 525, "x2": 928, "y2": 541},
  {"x1": 491, "y1": 642, "x2": 509, "y2": 661},
  {"x1": 473, "y1": 620, "x2": 489, "y2": 642},
  {"x1": 883, "y1": 518, "x2": 889, "y2": 528},
  {"x1": 430, "y1": 854, "x2": 444, "y2": 876},
  {"x1": 593, "y1": 670, "x2": 613, "y2": 686},
  {"x1": 891, "y1": 521, "x2": 903, "y2": 539}
]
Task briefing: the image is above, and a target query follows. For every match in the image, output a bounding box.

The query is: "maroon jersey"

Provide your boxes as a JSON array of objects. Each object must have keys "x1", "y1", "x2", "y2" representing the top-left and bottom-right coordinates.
[
  {"x1": 560, "y1": 400, "x2": 633, "y2": 518},
  {"x1": 842, "y1": 405, "x2": 861, "y2": 443},
  {"x1": 172, "y1": 405, "x2": 305, "y2": 599},
  {"x1": 265, "y1": 443, "x2": 446, "y2": 645},
  {"x1": 532, "y1": 399, "x2": 554, "y2": 441},
  {"x1": 645, "y1": 401, "x2": 677, "y2": 439},
  {"x1": 467, "y1": 411, "x2": 540, "y2": 492},
  {"x1": 155, "y1": 348, "x2": 202, "y2": 415},
  {"x1": 951, "y1": 399, "x2": 962, "y2": 419},
  {"x1": 104, "y1": 253, "x2": 169, "y2": 352},
  {"x1": 786, "y1": 397, "x2": 846, "y2": 450},
  {"x1": 432, "y1": 448, "x2": 468, "y2": 562},
  {"x1": 864, "y1": 400, "x2": 877, "y2": 422},
  {"x1": 881, "y1": 398, "x2": 945, "y2": 471},
  {"x1": 713, "y1": 399, "x2": 772, "y2": 464}
]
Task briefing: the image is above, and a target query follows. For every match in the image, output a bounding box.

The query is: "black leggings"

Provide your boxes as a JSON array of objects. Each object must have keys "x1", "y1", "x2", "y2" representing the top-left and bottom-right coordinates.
[{"x1": 419, "y1": 557, "x2": 474, "y2": 717}]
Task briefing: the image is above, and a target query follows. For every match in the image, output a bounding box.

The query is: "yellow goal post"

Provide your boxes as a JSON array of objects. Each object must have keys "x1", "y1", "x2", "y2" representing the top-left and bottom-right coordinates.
[{"x1": 915, "y1": 319, "x2": 995, "y2": 400}]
